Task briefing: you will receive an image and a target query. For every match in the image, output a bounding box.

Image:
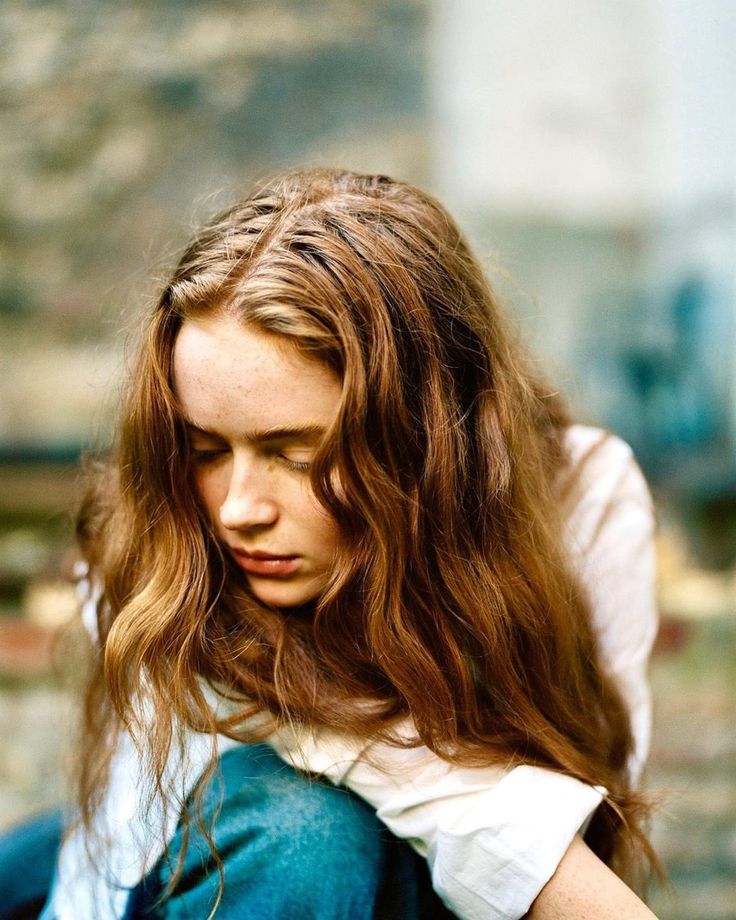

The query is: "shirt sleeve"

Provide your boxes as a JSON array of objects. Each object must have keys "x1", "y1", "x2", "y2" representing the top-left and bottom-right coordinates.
[
  {"x1": 269, "y1": 725, "x2": 605, "y2": 919},
  {"x1": 365, "y1": 759, "x2": 604, "y2": 920}
]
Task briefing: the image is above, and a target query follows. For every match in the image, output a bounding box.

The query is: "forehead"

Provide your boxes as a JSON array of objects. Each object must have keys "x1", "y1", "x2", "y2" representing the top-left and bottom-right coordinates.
[{"x1": 172, "y1": 315, "x2": 341, "y2": 434}]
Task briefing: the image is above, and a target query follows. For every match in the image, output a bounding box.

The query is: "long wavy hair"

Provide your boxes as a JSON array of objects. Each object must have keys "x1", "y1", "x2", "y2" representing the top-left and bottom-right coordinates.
[{"x1": 77, "y1": 168, "x2": 654, "y2": 892}]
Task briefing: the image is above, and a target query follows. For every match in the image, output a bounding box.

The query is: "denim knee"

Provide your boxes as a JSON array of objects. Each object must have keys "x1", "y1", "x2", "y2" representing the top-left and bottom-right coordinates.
[
  {"x1": 142, "y1": 744, "x2": 395, "y2": 920},
  {"x1": 0, "y1": 809, "x2": 63, "y2": 919}
]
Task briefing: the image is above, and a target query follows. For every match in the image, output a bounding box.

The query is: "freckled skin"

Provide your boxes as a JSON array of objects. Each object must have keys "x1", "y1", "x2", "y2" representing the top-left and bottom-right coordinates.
[{"x1": 172, "y1": 315, "x2": 343, "y2": 609}]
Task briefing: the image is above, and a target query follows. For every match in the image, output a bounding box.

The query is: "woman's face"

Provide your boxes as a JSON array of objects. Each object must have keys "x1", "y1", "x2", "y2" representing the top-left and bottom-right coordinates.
[{"x1": 173, "y1": 314, "x2": 343, "y2": 609}]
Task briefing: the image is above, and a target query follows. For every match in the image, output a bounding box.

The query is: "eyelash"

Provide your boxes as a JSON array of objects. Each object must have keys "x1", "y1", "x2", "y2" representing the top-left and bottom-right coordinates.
[
  {"x1": 280, "y1": 457, "x2": 311, "y2": 473},
  {"x1": 190, "y1": 448, "x2": 227, "y2": 464},
  {"x1": 189, "y1": 448, "x2": 311, "y2": 473}
]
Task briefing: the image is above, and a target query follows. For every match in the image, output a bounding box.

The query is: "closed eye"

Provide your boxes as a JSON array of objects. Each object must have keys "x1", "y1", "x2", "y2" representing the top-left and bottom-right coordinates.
[
  {"x1": 190, "y1": 446, "x2": 229, "y2": 464},
  {"x1": 279, "y1": 455, "x2": 311, "y2": 473}
]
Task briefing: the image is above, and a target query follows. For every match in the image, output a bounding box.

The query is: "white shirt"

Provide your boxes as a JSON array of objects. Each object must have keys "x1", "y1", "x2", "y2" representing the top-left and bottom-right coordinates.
[{"x1": 45, "y1": 425, "x2": 658, "y2": 920}]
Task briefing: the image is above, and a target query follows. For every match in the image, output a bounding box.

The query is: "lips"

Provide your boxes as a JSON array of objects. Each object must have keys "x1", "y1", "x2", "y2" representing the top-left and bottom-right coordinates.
[{"x1": 230, "y1": 548, "x2": 301, "y2": 577}]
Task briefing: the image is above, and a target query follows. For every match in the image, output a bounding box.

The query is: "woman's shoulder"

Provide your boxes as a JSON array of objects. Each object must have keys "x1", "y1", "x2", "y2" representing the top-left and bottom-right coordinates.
[
  {"x1": 562, "y1": 423, "x2": 634, "y2": 472},
  {"x1": 560, "y1": 424, "x2": 649, "y2": 497},
  {"x1": 558, "y1": 424, "x2": 654, "y2": 551}
]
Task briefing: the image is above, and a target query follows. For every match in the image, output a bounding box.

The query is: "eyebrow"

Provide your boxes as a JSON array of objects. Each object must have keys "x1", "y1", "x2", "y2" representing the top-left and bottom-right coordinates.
[{"x1": 183, "y1": 419, "x2": 327, "y2": 444}]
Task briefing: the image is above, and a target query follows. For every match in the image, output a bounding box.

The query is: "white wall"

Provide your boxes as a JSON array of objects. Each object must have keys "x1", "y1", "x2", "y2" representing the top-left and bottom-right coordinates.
[{"x1": 430, "y1": 0, "x2": 654, "y2": 223}]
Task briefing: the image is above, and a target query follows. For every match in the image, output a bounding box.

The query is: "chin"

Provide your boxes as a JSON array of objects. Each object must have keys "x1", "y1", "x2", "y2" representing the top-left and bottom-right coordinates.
[{"x1": 248, "y1": 576, "x2": 324, "y2": 610}]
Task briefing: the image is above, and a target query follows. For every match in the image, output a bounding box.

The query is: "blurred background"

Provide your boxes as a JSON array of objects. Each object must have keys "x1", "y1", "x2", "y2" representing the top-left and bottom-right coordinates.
[{"x1": 1, "y1": 1, "x2": 734, "y2": 917}]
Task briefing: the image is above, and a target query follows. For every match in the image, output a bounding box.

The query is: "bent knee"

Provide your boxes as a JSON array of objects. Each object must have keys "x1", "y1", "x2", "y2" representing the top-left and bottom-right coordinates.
[
  {"x1": 217, "y1": 762, "x2": 386, "y2": 875},
  {"x1": 213, "y1": 744, "x2": 386, "y2": 861},
  {"x1": 160, "y1": 751, "x2": 389, "y2": 917}
]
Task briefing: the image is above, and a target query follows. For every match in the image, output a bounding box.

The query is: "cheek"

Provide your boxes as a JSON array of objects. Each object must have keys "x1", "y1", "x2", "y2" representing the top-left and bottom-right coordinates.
[
  {"x1": 304, "y1": 499, "x2": 342, "y2": 559},
  {"x1": 194, "y1": 468, "x2": 226, "y2": 525}
]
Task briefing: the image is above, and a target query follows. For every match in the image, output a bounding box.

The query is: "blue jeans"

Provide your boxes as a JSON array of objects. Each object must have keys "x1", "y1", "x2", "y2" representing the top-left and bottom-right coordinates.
[
  {"x1": 0, "y1": 744, "x2": 454, "y2": 919},
  {"x1": 0, "y1": 808, "x2": 62, "y2": 920}
]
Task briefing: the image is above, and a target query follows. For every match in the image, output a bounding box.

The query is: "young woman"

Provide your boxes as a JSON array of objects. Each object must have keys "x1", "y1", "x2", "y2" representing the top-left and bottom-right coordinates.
[{"x1": 1, "y1": 169, "x2": 659, "y2": 919}]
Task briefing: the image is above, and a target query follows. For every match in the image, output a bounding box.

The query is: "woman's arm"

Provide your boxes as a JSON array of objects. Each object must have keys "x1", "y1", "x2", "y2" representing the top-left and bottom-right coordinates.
[
  {"x1": 526, "y1": 836, "x2": 658, "y2": 920},
  {"x1": 272, "y1": 733, "x2": 612, "y2": 919}
]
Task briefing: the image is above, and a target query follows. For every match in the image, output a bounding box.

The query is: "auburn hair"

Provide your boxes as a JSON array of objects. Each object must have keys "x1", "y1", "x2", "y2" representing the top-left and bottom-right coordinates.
[{"x1": 77, "y1": 168, "x2": 654, "y2": 890}]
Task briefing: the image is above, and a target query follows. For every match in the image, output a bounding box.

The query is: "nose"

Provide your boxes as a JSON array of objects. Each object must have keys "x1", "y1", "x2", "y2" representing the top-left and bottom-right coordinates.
[{"x1": 218, "y1": 463, "x2": 279, "y2": 532}]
